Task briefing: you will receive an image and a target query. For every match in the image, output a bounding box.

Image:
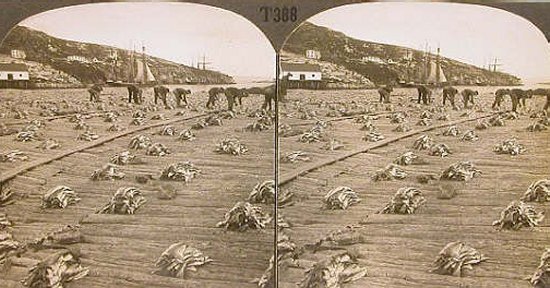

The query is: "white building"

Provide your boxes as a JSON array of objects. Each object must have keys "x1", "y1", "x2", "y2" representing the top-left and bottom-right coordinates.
[
  {"x1": 362, "y1": 56, "x2": 385, "y2": 64},
  {"x1": 280, "y1": 63, "x2": 322, "y2": 81},
  {"x1": 10, "y1": 49, "x2": 26, "y2": 59},
  {"x1": 305, "y1": 49, "x2": 321, "y2": 60},
  {"x1": 67, "y1": 55, "x2": 89, "y2": 63},
  {"x1": 0, "y1": 63, "x2": 29, "y2": 80}
]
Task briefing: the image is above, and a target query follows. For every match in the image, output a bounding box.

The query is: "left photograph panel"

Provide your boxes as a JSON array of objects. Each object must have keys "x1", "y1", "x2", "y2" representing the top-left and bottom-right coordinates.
[{"x1": 0, "y1": 3, "x2": 276, "y2": 288}]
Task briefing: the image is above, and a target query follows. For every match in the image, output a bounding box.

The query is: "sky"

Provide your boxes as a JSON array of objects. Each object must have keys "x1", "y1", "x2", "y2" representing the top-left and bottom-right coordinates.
[
  {"x1": 14, "y1": 2, "x2": 275, "y2": 80},
  {"x1": 308, "y1": 2, "x2": 550, "y2": 82}
]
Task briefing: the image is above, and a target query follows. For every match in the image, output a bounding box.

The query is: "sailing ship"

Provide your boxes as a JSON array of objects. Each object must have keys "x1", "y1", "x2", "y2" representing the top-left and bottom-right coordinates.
[
  {"x1": 106, "y1": 45, "x2": 157, "y2": 87},
  {"x1": 422, "y1": 47, "x2": 447, "y2": 86}
]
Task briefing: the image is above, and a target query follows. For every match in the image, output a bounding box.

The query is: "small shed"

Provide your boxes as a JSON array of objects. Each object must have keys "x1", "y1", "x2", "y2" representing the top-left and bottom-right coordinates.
[
  {"x1": 280, "y1": 63, "x2": 322, "y2": 81},
  {"x1": 0, "y1": 63, "x2": 30, "y2": 88}
]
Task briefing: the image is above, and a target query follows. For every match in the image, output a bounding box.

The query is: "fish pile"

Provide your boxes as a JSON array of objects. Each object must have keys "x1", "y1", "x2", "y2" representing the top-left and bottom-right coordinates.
[
  {"x1": 359, "y1": 121, "x2": 375, "y2": 131},
  {"x1": 493, "y1": 201, "x2": 544, "y2": 230},
  {"x1": 151, "y1": 113, "x2": 168, "y2": 120},
  {"x1": 298, "y1": 126, "x2": 325, "y2": 143},
  {"x1": 475, "y1": 119, "x2": 490, "y2": 130},
  {"x1": 1, "y1": 230, "x2": 20, "y2": 266},
  {"x1": 110, "y1": 151, "x2": 142, "y2": 165},
  {"x1": 362, "y1": 131, "x2": 385, "y2": 142},
  {"x1": 493, "y1": 138, "x2": 525, "y2": 155},
  {"x1": 412, "y1": 135, "x2": 433, "y2": 150},
  {"x1": 154, "y1": 242, "x2": 212, "y2": 278},
  {"x1": 90, "y1": 163, "x2": 125, "y2": 181},
  {"x1": 431, "y1": 241, "x2": 487, "y2": 276},
  {"x1": 178, "y1": 129, "x2": 196, "y2": 141},
  {"x1": 129, "y1": 135, "x2": 152, "y2": 150},
  {"x1": 158, "y1": 125, "x2": 177, "y2": 136},
  {"x1": 282, "y1": 151, "x2": 311, "y2": 163},
  {"x1": 0, "y1": 187, "x2": 14, "y2": 206},
  {"x1": 393, "y1": 123, "x2": 411, "y2": 132},
  {"x1": 244, "y1": 121, "x2": 269, "y2": 132},
  {"x1": 442, "y1": 125, "x2": 460, "y2": 136},
  {"x1": 393, "y1": 152, "x2": 422, "y2": 166},
  {"x1": 205, "y1": 115, "x2": 223, "y2": 126},
  {"x1": 103, "y1": 111, "x2": 118, "y2": 122},
  {"x1": 16, "y1": 130, "x2": 39, "y2": 142},
  {"x1": 1, "y1": 150, "x2": 28, "y2": 162},
  {"x1": 526, "y1": 123, "x2": 548, "y2": 132},
  {"x1": 323, "y1": 186, "x2": 361, "y2": 210},
  {"x1": 39, "y1": 139, "x2": 61, "y2": 150},
  {"x1": 73, "y1": 120, "x2": 88, "y2": 130},
  {"x1": 107, "y1": 123, "x2": 124, "y2": 131},
  {"x1": 42, "y1": 186, "x2": 80, "y2": 209},
  {"x1": 248, "y1": 180, "x2": 275, "y2": 204},
  {"x1": 461, "y1": 130, "x2": 479, "y2": 142},
  {"x1": 22, "y1": 250, "x2": 89, "y2": 288},
  {"x1": 430, "y1": 143, "x2": 452, "y2": 157},
  {"x1": 0, "y1": 213, "x2": 11, "y2": 229},
  {"x1": 440, "y1": 161, "x2": 481, "y2": 182},
  {"x1": 146, "y1": 142, "x2": 171, "y2": 156},
  {"x1": 215, "y1": 138, "x2": 248, "y2": 156},
  {"x1": 488, "y1": 115, "x2": 505, "y2": 126},
  {"x1": 298, "y1": 252, "x2": 367, "y2": 288},
  {"x1": 191, "y1": 120, "x2": 208, "y2": 130},
  {"x1": 389, "y1": 112, "x2": 406, "y2": 123},
  {"x1": 378, "y1": 187, "x2": 426, "y2": 214},
  {"x1": 529, "y1": 249, "x2": 550, "y2": 288},
  {"x1": 323, "y1": 139, "x2": 345, "y2": 151},
  {"x1": 416, "y1": 118, "x2": 431, "y2": 126},
  {"x1": 77, "y1": 130, "x2": 99, "y2": 141},
  {"x1": 97, "y1": 187, "x2": 146, "y2": 214},
  {"x1": 503, "y1": 111, "x2": 519, "y2": 120},
  {"x1": 420, "y1": 111, "x2": 433, "y2": 119},
  {"x1": 216, "y1": 201, "x2": 271, "y2": 231},
  {"x1": 521, "y1": 179, "x2": 550, "y2": 203},
  {"x1": 160, "y1": 162, "x2": 201, "y2": 182},
  {"x1": 130, "y1": 117, "x2": 146, "y2": 126},
  {"x1": 437, "y1": 114, "x2": 450, "y2": 121},
  {"x1": 372, "y1": 164, "x2": 407, "y2": 181}
]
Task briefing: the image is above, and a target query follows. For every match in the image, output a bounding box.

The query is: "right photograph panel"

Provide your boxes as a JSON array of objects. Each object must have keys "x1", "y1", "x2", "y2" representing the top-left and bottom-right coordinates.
[{"x1": 277, "y1": 3, "x2": 550, "y2": 287}]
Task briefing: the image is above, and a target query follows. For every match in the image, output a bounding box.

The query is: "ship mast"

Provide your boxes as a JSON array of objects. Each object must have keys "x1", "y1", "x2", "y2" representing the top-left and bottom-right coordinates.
[
  {"x1": 142, "y1": 45, "x2": 147, "y2": 84},
  {"x1": 436, "y1": 46, "x2": 441, "y2": 85}
]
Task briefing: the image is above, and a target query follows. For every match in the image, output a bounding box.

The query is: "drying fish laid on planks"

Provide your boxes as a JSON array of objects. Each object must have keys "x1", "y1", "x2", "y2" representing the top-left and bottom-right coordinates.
[
  {"x1": 178, "y1": 129, "x2": 196, "y2": 141},
  {"x1": 440, "y1": 161, "x2": 482, "y2": 182},
  {"x1": 429, "y1": 143, "x2": 452, "y2": 157},
  {"x1": 393, "y1": 123, "x2": 412, "y2": 132},
  {"x1": 248, "y1": 180, "x2": 275, "y2": 204},
  {"x1": 153, "y1": 242, "x2": 213, "y2": 279},
  {"x1": 110, "y1": 150, "x2": 143, "y2": 165},
  {"x1": 42, "y1": 186, "x2": 80, "y2": 209},
  {"x1": 298, "y1": 251, "x2": 367, "y2": 288},
  {"x1": 107, "y1": 123, "x2": 125, "y2": 131},
  {"x1": 0, "y1": 230, "x2": 21, "y2": 266},
  {"x1": 362, "y1": 131, "x2": 385, "y2": 142},
  {"x1": 461, "y1": 130, "x2": 479, "y2": 142},
  {"x1": 323, "y1": 186, "x2": 361, "y2": 210},
  {"x1": 521, "y1": 179, "x2": 550, "y2": 203},
  {"x1": 1, "y1": 150, "x2": 29, "y2": 162},
  {"x1": 323, "y1": 138, "x2": 345, "y2": 151},
  {"x1": 393, "y1": 151, "x2": 425, "y2": 166},
  {"x1": 442, "y1": 125, "x2": 461, "y2": 136},
  {"x1": 216, "y1": 201, "x2": 271, "y2": 231},
  {"x1": 282, "y1": 151, "x2": 311, "y2": 163},
  {"x1": 529, "y1": 248, "x2": 550, "y2": 288},
  {"x1": 90, "y1": 163, "x2": 125, "y2": 181},
  {"x1": 97, "y1": 187, "x2": 146, "y2": 215},
  {"x1": 146, "y1": 142, "x2": 171, "y2": 156},
  {"x1": 160, "y1": 162, "x2": 201, "y2": 182},
  {"x1": 215, "y1": 138, "x2": 248, "y2": 156},
  {"x1": 129, "y1": 135, "x2": 152, "y2": 150},
  {"x1": 157, "y1": 125, "x2": 177, "y2": 136},
  {"x1": 431, "y1": 241, "x2": 488, "y2": 276},
  {"x1": 306, "y1": 226, "x2": 366, "y2": 253},
  {"x1": 378, "y1": 187, "x2": 426, "y2": 214},
  {"x1": 38, "y1": 139, "x2": 61, "y2": 150},
  {"x1": 493, "y1": 201, "x2": 545, "y2": 230},
  {"x1": 22, "y1": 250, "x2": 89, "y2": 288},
  {"x1": 77, "y1": 130, "x2": 99, "y2": 141},
  {"x1": 413, "y1": 135, "x2": 433, "y2": 150},
  {"x1": 372, "y1": 164, "x2": 407, "y2": 181},
  {"x1": 494, "y1": 138, "x2": 526, "y2": 155}
]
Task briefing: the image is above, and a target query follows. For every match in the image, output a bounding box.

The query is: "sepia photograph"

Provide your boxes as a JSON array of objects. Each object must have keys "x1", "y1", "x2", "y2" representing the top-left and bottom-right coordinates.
[
  {"x1": 0, "y1": 2, "x2": 277, "y2": 288},
  {"x1": 276, "y1": 2, "x2": 550, "y2": 288}
]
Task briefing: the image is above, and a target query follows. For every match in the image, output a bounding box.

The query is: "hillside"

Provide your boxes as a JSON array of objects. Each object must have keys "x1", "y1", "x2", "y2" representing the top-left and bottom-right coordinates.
[
  {"x1": 0, "y1": 26, "x2": 234, "y2": 85},
  {"x1": 283, "y1": 22, "x2": 522, "y2": 86}
]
